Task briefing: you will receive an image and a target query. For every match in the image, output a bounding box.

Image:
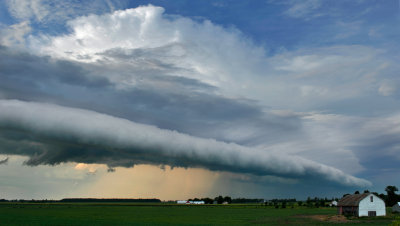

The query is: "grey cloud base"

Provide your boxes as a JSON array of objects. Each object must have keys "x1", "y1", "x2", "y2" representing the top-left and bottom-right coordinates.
[{"x1": 0, "y1": 100, "x2": 371, "y2": 187}]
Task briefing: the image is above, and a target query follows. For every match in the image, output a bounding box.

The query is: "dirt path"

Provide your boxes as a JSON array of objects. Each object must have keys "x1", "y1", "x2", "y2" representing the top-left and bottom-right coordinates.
[{"x1": 297, "y1": 214, "x2": 350, "y2": 223}]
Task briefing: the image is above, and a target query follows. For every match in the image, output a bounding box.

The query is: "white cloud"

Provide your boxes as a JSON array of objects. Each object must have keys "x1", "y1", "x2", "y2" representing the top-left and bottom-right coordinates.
[
  {"x1": 378, "y1": 81, "x2": 397, "y2": 96},
  {"x1": 283, "y1": 0, "x2": 322, "y2": 19},
  {"x1": 0, "y1": 21, "x2": 32, "y2": 46},
  {"x1": 5, "y1": 0, "x2": 119, "y2": 24},
  {"x1": 255, "y1": 45, "x2": 397, "y2": 110},
  {"x1": 0, "y1": 99, "x2": 371, "y2": 187},
  {"x1": 29, "y1": 5, "x2": 400, "y2": 114},
  {"x1": 30, "y1": 5, "x2": 265, "y2": 90},
  {"x1": 6, "y1": 0, "x2": 49, "y2": 22}
]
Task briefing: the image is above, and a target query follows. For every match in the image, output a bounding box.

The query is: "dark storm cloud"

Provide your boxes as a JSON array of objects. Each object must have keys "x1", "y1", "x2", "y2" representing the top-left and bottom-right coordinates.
[
  {"x1": 346, "y1": 121, "x2": 400, "y2": 174},
  {"x1": 0, "y1": 100, "x2": 371, "y2": 187},
  {"x1": 0, "y1": 45, "x2": 374, "y2": 188},
  {"x1": 0, "y1": 45, "x2": 111, "y2": 88},
  {"x1": 0, "y1": 45, "x2": 301, "y2": 145}
]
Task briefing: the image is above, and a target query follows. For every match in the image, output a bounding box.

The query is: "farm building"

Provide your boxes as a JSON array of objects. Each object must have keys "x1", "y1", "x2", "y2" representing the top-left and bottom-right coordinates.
[
  {"x1": 176, "y1": 200, "x2": 205, "y2": 204},
  {"x1": 393, "y1": 202, "x2": 400, "y2": 213},
  {"x1": 337, "y1": 193, "x2": 386, "y2": 217},
  {"x1": 330, "y1": 200, "x2": 338, "y2": 207}
]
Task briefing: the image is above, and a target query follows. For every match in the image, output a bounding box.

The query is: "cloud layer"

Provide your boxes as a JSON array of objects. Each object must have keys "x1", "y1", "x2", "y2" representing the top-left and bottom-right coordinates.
[
  {"x1": 2, "y1": 3, "x2": 400, "y2": 198},
  {"x1": 0, "y1": 99, "x2": 371, "y2": 187}
]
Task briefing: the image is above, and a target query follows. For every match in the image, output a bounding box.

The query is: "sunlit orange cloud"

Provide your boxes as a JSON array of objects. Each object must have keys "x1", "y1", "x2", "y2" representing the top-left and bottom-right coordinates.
[
  {"x1": 74, "y1": 163, "x2": 103, "y2": 174},
  {"x1": 72, "y1": 164, "x2": 221, "y2": 200}
]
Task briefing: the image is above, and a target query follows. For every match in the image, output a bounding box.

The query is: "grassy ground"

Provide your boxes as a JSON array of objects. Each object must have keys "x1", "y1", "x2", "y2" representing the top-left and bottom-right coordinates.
[{"x1": 0, "y1": 203, "x2": 398, "y2": 225}]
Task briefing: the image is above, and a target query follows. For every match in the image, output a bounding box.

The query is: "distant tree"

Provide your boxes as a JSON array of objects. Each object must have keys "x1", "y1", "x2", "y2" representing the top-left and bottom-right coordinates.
[
  {"x1": 202, "y1": 198, "x2": 213, "y2": 204},
  {"x1": 377, "y1": 193, "x2": 386, "y2": 202},
  {"x1": 385, "y1": 186, "x2": 398, "y2": 194},
  {"x1": 385, "y1": 185, "x2": 399, "y2": 206},
  {"x1": 297, "y1": 201, "x2": 303, "y2": 207},
  {"x1": 281, "y1": 201, "x2": 286, "y2": 209},
  {"x1": 354, "y1": 190, "x2": 360, "y2": 194},
  {"x1": 306, "y1": 197, "x2": 313, "y2": 208},
  {"x1": 215, "y1": 196, "x2": 224, "y2": 204},
  {"x1": 363, "y1": 190, "x2": 370, "y2": 193},
  {"x1": 342, "y1": 193, "x2": 350, "y2": 197},
  {"x1": 223, "y1": 196, "x2": 232, "y2": 204}
]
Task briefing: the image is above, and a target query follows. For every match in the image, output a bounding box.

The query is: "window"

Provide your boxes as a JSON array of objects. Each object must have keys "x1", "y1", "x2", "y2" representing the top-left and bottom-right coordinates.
[{"x1": 370, "y1": 196, "x2": 373, "y2": 202}]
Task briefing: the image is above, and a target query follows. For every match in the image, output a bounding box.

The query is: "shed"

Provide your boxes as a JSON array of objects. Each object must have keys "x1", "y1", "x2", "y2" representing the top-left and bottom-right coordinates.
[
  {"x1": 393, "y1": 202, "x2": 400, "y2": 213},
  {"x1": 337, "y1": 193, "x2": 386, "y2": 217}
]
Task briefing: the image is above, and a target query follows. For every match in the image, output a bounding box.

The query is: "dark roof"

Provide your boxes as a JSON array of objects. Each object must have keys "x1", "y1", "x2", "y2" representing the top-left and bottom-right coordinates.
[{"x1": 337, "y1": 193, "x2": 370, "y2": 206}]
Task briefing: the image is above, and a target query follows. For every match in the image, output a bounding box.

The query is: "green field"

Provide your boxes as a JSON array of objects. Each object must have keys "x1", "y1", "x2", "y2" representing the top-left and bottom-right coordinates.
[{"x1": 0, "y1": 203, "x2": 398, "y2": 225}]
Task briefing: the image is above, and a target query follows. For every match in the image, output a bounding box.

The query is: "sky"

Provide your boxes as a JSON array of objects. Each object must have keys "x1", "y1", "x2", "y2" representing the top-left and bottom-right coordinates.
[{"x1": 0, "y1": 0, "x2": 399, "y2": 200}]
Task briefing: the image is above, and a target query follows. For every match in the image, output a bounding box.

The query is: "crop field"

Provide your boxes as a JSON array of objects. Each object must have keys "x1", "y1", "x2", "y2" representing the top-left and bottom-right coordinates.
[{"x1": 0, "y1": 203, "x2": 398, "y2": 225}]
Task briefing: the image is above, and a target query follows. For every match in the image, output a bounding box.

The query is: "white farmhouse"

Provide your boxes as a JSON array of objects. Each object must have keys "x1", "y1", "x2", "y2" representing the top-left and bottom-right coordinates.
[
  {"x1": 337, "y1": 193, "x2": 386, "y2": 217},
  {"x1": 393, "y1": 202, "x2": 400, "y2": 213}
]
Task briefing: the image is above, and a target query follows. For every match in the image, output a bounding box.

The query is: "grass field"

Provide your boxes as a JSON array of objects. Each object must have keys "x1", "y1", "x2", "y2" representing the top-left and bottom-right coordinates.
[{"x1": 0, "y1": 203, "x2": 398, "y2": 225}]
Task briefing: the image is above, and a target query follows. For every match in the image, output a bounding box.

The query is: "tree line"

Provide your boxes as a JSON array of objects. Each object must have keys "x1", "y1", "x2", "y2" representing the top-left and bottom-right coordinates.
[{"x1": 187, "y1": 196, "x2": 265, "y2": 204}]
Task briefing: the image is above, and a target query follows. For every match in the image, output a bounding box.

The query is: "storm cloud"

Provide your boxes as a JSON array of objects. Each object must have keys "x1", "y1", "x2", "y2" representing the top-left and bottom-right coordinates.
[
  {"x1": 0, "y1": 100, "x2": 371, "y2": 187},
  {"x1": 2, "y1": 3, "x2": 400, "y2": 198}
]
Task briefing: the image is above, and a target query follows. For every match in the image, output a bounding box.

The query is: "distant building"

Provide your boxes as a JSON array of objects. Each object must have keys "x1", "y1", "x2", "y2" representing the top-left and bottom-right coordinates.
[
  {"x1": 176, "y1": 200, "x2": 205, "y2": 204},
  {"x1": 337, "y1": 193, "x2": 386, "y2": 217},
  {"x1": 329, "y1": 200, "x2": 338, "y2": 207},
  {"x1": 393, "y1": 202, "x2": 400, "y2": 213}
]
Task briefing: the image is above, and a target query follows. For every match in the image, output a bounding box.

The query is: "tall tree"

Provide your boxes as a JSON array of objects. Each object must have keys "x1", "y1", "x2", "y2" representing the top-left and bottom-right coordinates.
[
  {"x1": 215, "y1": 196, "x2": 224, "y2": 204},
  {"x1": 385, "y1": 185, "x2": 399, "y2": 206}
]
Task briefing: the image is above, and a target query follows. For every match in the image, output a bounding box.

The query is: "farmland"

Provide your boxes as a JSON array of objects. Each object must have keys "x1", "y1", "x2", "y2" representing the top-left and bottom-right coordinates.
[{"x1": 0, "y1": 203, "x2": 398, "y2": 225}]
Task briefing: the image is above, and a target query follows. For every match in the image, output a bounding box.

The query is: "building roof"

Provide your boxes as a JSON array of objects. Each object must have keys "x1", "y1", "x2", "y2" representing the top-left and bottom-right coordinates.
[{"x1": 337, "y1": 193, "x2": 370, "y2": 206}]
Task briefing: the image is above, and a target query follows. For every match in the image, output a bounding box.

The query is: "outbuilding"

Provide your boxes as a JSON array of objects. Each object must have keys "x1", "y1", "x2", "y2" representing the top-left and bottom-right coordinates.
[
  {"x1": 337, "y1": 193, "x2": 386, "y2": 217},
  {"x1": 393, "y1": 202, "x2": 400, "y2": 213}
]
